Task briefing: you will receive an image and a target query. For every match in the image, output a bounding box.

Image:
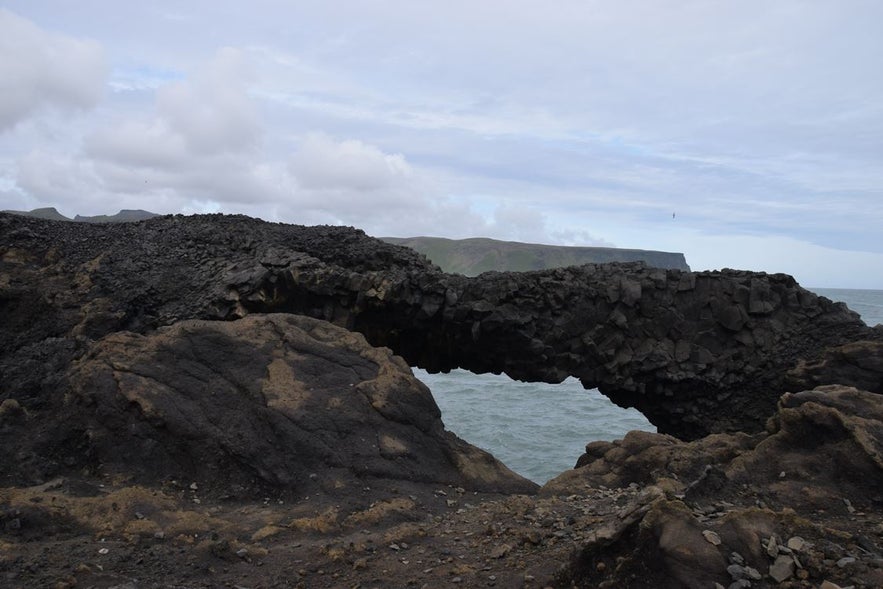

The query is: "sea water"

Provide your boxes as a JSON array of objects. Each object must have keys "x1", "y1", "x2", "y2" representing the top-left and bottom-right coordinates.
[{"x1": 415, "y1": 288, "x2": 883, "y2": 484}]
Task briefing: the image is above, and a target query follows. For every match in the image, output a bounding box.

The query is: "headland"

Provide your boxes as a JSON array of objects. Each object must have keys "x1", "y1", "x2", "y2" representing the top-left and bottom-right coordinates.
[{"x1": 1, "y1": 212, "x2": 881, "y2": 588}]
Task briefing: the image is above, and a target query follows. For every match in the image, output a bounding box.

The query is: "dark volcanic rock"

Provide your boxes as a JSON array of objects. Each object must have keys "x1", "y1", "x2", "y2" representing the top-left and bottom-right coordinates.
[
  {"x1": 0, "y1": 313, "x2": 535, "y2": 494},
  {"x1": 548, "y1": 385, "x2": 883, "y2": 588},
  {"x1": 786, "y1": 339, "x2": 883, "y2": 393},
  {"x1": 1, "y1": 212, "x2": 880, "y2": 440},
  {"x1": 2, "y1": 212, "x2": 883, "y2": 589},
  {"x1": 549, "y1": 385, "x2": 883, "y2": 507}
]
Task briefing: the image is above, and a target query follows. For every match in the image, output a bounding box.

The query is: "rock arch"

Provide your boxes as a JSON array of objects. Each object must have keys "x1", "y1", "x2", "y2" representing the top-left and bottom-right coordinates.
[{"x1": 2, "y1": 212, "x2": 880, "y2": 441}]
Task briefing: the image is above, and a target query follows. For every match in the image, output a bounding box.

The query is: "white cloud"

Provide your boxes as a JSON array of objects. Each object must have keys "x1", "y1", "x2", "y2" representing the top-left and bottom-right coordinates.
[
  {"x1": 71, "y1": 48, "x2": 270, "y2": 208},
  {"x1": 86, "y1": 47, "x2": 259, "y2": 164},
  {"x1": 281, "y1": 133, "x2": 475, "y2": 233},
  {"x1": 549, "y1": 228, "x2": 615, "y2": 248},
  {"x1": 13, "y1": 47, "x2": 272, "y2": 213},
  {"x1": 489, "y1": 205, "x2": 551, "y2": 245},
  {"x1": 290, "y1": 133, "x2": 411, "y2": 192},
  {"x1": 13, "y1": 46, "x2": 445, "y2": 230},
  {"x1": 86, "y1": 120, "x2": 189, "y2": 169},
  {"x1": 0, "y1": 9, "x2": 106, "y2": 132},
  {"x1": 16, "y1": 150, "x2": 104, "y2": 206},
  {"x1": 155, "y1": 47, "x2": 259, "y2": 154}
]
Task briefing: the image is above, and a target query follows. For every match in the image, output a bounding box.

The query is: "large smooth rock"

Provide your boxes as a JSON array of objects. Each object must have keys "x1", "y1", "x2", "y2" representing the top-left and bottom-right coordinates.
[{"x1": 0, "y1": 314, "x2": 536, "y2": 495}]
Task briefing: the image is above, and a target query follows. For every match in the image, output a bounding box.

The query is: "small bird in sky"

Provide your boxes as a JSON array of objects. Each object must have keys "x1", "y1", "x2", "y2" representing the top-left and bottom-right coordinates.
[{"x1": 672, "y1": 212, "x2": 676, "y2": 219}]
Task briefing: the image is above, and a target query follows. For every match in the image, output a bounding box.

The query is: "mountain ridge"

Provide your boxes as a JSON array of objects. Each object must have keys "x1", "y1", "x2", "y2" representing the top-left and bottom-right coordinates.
[
  {"x1": 382, "y1": 235, "x2": 690, "y2": 274},
  {"x1": 2, "y1": 207, "x2": 159, "y2": 223}
]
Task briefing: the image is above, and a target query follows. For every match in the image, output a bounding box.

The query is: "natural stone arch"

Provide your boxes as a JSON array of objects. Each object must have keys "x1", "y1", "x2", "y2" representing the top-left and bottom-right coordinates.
[{"x1": 2, "y1": 212, "x2": 880, "y2": 442}]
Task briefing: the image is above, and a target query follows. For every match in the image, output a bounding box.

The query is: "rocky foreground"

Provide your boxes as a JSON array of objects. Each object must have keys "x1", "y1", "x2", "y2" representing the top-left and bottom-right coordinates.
[{"x1": 1, "y1": 212, "x2": 883, "y2": 588}]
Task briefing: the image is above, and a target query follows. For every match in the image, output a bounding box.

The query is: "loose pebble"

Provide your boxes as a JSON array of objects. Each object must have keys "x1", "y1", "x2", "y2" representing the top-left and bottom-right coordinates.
[
  {"x1": 726, "y1": 564, "x2": 747, "y2": 580},
  {"x1": 836, "y1": 556, "x2": 856, "y2": 568},
  {"x1": 786, "y1": 536, "x2": 806, "y2": 552},
  {"x1": 769, "y1": 554, "x2": 795, "y2": 582}
]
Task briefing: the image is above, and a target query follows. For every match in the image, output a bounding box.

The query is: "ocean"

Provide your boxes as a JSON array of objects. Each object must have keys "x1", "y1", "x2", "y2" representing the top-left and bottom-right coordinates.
[{"x1": 415, "y1": 287, "x2": 883, "y2": 484}]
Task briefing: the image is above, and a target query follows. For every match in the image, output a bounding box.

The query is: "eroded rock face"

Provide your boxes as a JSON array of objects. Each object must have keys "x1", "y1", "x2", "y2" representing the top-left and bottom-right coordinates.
[
  {"x1": 1, "y1": 212, "x2": 880, "y2": 440},
  {"x1": 547, "y1": 385, "x2": 883, "y2": 588},
  {"x1": 786, "y1": 339, "x2": 883, "y2": 394},
  {"x1": 1, "y1": 314, "x2": 536, "y2": 495},
  {"x1": 552, "y1": 385, "x2": 883, "y2": 506}
]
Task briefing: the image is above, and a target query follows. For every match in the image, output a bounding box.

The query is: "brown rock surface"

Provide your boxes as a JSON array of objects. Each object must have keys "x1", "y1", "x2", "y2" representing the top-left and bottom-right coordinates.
[
  {"x1": 547, "y1": 385, "x2": 883, "y2": 588},
  {"x1": 786, "y1": 339, "x2": 883, "y2": 393},
  {"x1": 2, "y1": 313, "x2": 535, "y2": 496}
]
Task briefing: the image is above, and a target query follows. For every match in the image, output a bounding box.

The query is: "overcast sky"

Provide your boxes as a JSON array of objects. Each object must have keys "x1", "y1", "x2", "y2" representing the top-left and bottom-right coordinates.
[{"x1": 1, "y1": 2, "x2": 881, "y2": 288}]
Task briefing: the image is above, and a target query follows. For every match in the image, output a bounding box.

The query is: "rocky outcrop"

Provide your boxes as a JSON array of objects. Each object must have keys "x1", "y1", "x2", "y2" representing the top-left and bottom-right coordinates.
[
  {"x1": 786, "y1": 339, "x2": 883, "y2": 394},
  {"x1": 2, "y1": 211, "x2": 883, "y2": 589},
  {"x1": 1, "y1": 212, "x2": 879, "y2": 440},
  {"x1": 546, "y1": 385, "x2": 883, "y2": 588},
  {"x1": 549, "y1": 385, "x2": 883, "y2": 505},
  {"x1": 1, "y1": 313, "x2": 535, "y2": 494}
]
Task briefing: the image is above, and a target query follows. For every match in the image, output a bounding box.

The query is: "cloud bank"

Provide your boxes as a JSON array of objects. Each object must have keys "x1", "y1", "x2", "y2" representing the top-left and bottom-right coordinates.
[{"x1": 0, "y1": 9, "x2": 105, "y2": 131}]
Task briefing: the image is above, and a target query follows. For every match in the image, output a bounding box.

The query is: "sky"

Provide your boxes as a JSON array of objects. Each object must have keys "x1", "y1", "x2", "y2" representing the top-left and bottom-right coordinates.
[{"x1": 1, "y1": 2, "x2": 881, "y2": 288}]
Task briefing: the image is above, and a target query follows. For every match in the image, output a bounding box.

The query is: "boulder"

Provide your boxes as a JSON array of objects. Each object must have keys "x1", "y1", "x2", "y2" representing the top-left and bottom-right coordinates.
[
  {"x1": 549, "y1": 385, "x2": 883, "y2": 588},
  {"x1": 786, "y1": 339, "x2": 883, "y2": 393},
  {"x1": 551, "y1": 385, "x2": 883, "y2": 509},
  {"x1": 0, "y1": 314, "x2": 536, "y2": 496}
]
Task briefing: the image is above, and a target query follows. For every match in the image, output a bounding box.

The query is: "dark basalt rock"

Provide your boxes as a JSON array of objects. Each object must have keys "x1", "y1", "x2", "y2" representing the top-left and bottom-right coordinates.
[
  {"x1": 0, "y1": 313, "x2": 535, "y2": 494},
  {"x1": 2, "y1": 212, "x2": 883, "y2": 589},
  {"x1": 785, "y1": 338, "x2": 883, "y2": 393},
  {"x1": 550, "y1": 384, "x2": 883, "y2": 505},
  {"x1": 546, "y1": 385, "x2": 883, "y2": 589},
  {"x1": 1, "y1": 212, "x2": 880, "y2": 441}
]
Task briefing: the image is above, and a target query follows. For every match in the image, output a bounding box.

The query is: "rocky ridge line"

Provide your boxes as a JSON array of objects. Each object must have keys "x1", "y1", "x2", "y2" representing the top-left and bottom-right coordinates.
[{"x1": 2, "y1": 212, "x2": 880, "y2": 439}]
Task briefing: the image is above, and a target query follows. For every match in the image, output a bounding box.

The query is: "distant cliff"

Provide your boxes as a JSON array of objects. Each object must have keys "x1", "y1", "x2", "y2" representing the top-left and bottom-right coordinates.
[
  {"x1": 382, "y1": 236, "x2": 690, "y2": 274},
  {"x1": 2, "y1": 207, "x2": 159, "y2": 223}
]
